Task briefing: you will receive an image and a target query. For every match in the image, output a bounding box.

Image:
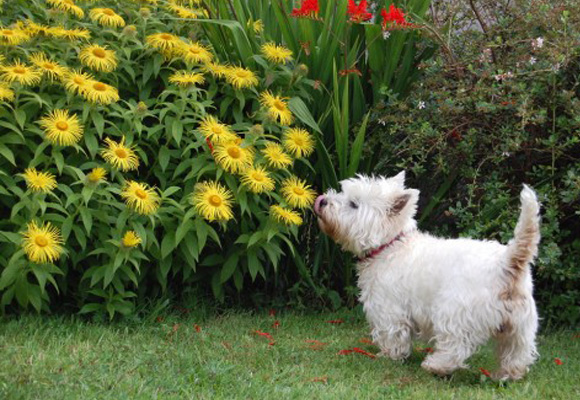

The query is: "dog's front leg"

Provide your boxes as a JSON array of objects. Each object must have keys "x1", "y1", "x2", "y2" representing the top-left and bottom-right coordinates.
[{"x1": 372, "y1": 323, "x2": 412, "y2": 361}]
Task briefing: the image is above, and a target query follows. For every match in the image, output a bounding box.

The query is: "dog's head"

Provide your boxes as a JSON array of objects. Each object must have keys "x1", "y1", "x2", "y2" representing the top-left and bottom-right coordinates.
[{"x1": 314, "y1": 172, "x2": 419, "y2": 256}]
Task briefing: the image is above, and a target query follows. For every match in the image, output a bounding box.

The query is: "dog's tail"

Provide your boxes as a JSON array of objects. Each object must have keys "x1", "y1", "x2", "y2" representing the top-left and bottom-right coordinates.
[{"x1": 506, "y1": 185, "x2": 541, "y2": 280}]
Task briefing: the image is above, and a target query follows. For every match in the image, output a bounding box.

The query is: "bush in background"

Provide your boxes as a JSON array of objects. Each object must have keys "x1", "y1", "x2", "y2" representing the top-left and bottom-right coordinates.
[{"x1": 372, "y1": 0, "x2": 580, "y2": 325}]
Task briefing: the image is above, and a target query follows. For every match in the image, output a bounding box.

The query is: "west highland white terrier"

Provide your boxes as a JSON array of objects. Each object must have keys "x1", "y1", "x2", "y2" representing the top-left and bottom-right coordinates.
[{"x1": 314, "y1": 172, "x2": 540, "y2": 380}]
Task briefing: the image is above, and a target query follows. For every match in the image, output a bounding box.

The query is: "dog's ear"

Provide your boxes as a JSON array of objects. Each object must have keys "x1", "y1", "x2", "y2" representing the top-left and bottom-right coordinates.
[
  {"x1": 390, "y1": 189, "x2": 419, "y2": 215},
  {"x1": 391, "y1": 193, "x2": 411, "y2": 214},
  {"x1": 392, "y1": 171, "x2": 406, "y2": 187}
]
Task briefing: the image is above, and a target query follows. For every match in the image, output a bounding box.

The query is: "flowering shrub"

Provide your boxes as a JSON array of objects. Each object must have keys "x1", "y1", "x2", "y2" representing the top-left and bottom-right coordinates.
[
  {"x1": 0, "y1": 0, "x2": 319, "y2": 317},
  {"x1": 372, "y1": 0, "x2": 580, "y2": 325}
]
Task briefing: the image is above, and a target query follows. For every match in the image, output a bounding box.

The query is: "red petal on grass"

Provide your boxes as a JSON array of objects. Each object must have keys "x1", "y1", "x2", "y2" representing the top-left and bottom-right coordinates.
[
  {"x1": 254, "y1": 330, "x2": 274, "y2": 341},
  {"x1": 359, "y1": 338, "x2": 373, "y2": 344},
  {"x1": 479, "y1": 368, "x2": 492, "y2": 377},
  {"x1": 554, "y1": 358, "x2": 563, "y2": 365},
  {"x1": 326, "y1": 319, "x2": 344, "y2": 324},
  {"x1": 352, "y1": 347, "x2": 376, "y2": 358},
  {"x1": 573, "y1": 334, "x2": 580, "y2": 339},
  {"x1": 194, "y1": 324, "x2": 201, "y2": 332},
  {"x1": 172, "y1": 323, "x2": 180, "y2": 333},
  {"x1": 272, "y1": 320, "x2": 280, "y2": 329},
  {"x1": 155, "y1": 316, "x2": 164, "y2": 323},
  {"x1": 269, "y1": 342, "x2": 276, "y2": 346},
  {"x1": 338, "y1": 349, "x2": 354, "y2": 355},
  {"x1": 305, "y1": 339, "x2": 328, "y2": 350},
  {"x1": 311, "y1": 376, "x2": 328, "y2": 383},
  {"x1": 417, "y1": 347, "x2": 433, "y2": 353}
]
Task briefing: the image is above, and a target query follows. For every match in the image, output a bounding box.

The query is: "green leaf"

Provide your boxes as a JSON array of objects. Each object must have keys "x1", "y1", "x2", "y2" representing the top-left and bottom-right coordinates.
[
  {"x1": 0, "y1": 144, "x2": 16, "y2": 165},
  {"x1": 159, "y1": 145, "x2": 170, "y2": 172},
  {"x1": 247, "y1": 249, "x2": 262, "y2": 281},
  {"x1": 79, "y1": 207, "x2": 93, "y2": 234},
  {"x1": 289, "y1": 97, "x2": 322, "y2": 134},
  {"x1": 161, "y1": 231, "x2": 176, "y2": 259},
  {"x1": 14, "y1": 108, "x2": 27, "y2": 129},
  {"x1": 220, "y1": 252, "x2": 239, "y2": 283}
]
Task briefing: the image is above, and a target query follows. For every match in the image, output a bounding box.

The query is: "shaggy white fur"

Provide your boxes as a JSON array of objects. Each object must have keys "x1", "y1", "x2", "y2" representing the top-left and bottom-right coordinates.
[{"x1": 314, "y1": 172, "x2": 540, "y2": 380}]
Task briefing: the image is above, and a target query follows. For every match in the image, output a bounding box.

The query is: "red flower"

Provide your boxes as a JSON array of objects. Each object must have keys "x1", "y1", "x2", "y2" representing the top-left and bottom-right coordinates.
[
  {"x1": 272, "y1": 320, "x2": 280, "y2": 329},
  {"x1": 194, "y1": 324, "x2": 202, "y2": 332},
  {"x1": 554, "y1": 357, "x2": 563, "y2": 365},
  {"x1": 380, "y1": 4, "x2": 418, "y2": 30},
  {"x1": 326, "y1": 319, "x2": 345, "y2": 324},
  {"x1": 291, "y1": 0, "x2": 319, "y2": 18},
  {"x1": 347, "y1": 0, "x2": 372, "y2": 23},
  {"x1": 479, "y1": 367, "x2": 492, "y2": 377}
]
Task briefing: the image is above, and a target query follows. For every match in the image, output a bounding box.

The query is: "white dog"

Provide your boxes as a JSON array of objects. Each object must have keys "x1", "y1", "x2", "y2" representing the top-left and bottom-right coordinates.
[{"x1": 314, "y1": 172, "x2": 540, "y2": 380}]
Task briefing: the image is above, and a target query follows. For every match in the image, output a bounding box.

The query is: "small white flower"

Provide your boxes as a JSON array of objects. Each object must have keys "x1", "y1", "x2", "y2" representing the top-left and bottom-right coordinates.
[
  {"x1": 529, "y1": 56, "x2": 537, "y2": 65},
  {"x1": 479, "y1": 48, "x2": 492, "y2": 63},
  {"x1": 379, "y1": 119, "x2": 387, "y2": 126},
  {"x1": 552, "y1": 63, "x2": 561, "y2": 72},
  {"x1": 382, "y1": 30, "x2": 391, "y2": 40},
  {"x1": 531, "y1": 37, "x2": 544, "y2": 50},
  {"x1": 502, "y1": 151, "x2": 511, "y2": 157},
  {"x1": 417, "y1": 101, "x2": 426, "y2": 110}
]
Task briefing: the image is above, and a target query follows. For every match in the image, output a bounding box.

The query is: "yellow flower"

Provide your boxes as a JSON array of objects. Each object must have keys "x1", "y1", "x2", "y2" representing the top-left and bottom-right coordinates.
[
  {"x1": 82, "y1": 80, "x2": 120, "y2": 105},
  {"x1": 261, "y1": 42, "x2": 293, "y2": 64},
  {"x1": 224, "y1": 66, "x2": 258, "y2": 90},
  {"x1": 253, "y1": 20, "x2": 264, "y2": 34},
  {"x1": 0, "y1": 27, "x2": 31, "y2": 45},
  {"x1": 121, "y1": 231, "x2": 141, "y2": 248},
  {"x1": 283, "y1": 127, "x2": 315, "y2": 158},
  {"x1": 146, "y1": 32, "x2": 182, "y2": 53},
  {"x1": 262, "y1": 142, "x2": 293, "y2": 169},
  {"x1": 61, "y1": 69, "x2": 93, "y2": 95},
  {"x1": 169, "y1": 71, "x2": 205, "y2": 88},
  {"x1": 240, "y1": 166, "x2": 275, "y2": 194},
  {"x1": 197, "y1": 115, "x2": 237, "y2": 144},
  {"x1": 86, "y1": 167, "x2": 107, "y2": 183},
  {"x1": 0, "y1": 83, "x2": 15, "y2": 102},
  {"x1": 177, "y1": 41, "x2": 214, "y2": 65},
  {"x1": 270, "y1": 205, "x2": 302, "y2": 226},
  {"x1": 79, "y1": 44, "x2": 117, "y2": 72},
  {"x1": 281, "y1": 176, "x2": 317, "y2": 209},
  {"x1": 89, "y1": 8, "x2": 126, "y2": 28},
  {"x1": 22, "y1": 168, "x2": 57, "y2": 193},
  {"x1": 100, "y1": 137, "x2": 139, "y2": 171},
  {"x1": 0, "y1": 61, "x2": 42, "y2": 86},
  {"x1": 23, "y1": 20, "x2": 50, "y2": 37},
  {"x1": 201, "y1": 61, "x2": 228, "y2": 79},
  {"x1": 29, "y1": 53, "x2": 68, "y2": 82},
  {"x1": 21, "y1": 221, "x2": 64, "y2": 264},
  {"x1": 47, "y1": 0, "x2": 85, "y2": 18},
  {"x1": 48, "y1": 27, "x2": 91, "y2": 40},
  {"x1": 167, "y1": 3, "x2": 208, "y2": 19},
  {"x1": 214, "y1": 141, "x2": 254, "y2": 173},
  {"x1": 191, "y1": 181, "x2": 234, "y2": 222},
  {"x1": 260, "y1": 91, "x2": 293, "y2": 125},
  {"x1": 38, "y1": 109, "x2": 84, "y2": 146},
  {"x1": 121, "y1": 181, "x2": 161, "y2": 215}
]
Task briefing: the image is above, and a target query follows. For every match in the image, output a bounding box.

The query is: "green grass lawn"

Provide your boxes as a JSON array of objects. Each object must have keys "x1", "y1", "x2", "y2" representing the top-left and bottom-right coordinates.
[{"x1": 1, "y1": 310, "x2": 578, "y2": 399}]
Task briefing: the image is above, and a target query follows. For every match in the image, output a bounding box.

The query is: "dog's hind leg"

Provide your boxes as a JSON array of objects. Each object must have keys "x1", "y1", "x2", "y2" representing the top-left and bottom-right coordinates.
[{"x1": 493, "y1": 299, "x2": 538, "y2": 380}]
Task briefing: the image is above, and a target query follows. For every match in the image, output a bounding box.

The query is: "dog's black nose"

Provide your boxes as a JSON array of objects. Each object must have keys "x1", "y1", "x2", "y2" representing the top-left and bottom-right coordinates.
[{"x1": 320, "y1": 198, "x2": 327, "y2": 208}]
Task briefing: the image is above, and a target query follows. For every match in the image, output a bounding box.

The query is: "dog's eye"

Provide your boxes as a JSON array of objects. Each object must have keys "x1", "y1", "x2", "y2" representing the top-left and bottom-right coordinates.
[{"x1": 349, "y1": 201, "x2": 359, "y2": 209}]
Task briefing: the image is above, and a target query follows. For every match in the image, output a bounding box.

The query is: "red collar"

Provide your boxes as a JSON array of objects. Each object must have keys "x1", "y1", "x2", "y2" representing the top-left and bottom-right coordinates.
[{"x1": 358, "y1": 232, "x2": 405, "y2": 263}]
